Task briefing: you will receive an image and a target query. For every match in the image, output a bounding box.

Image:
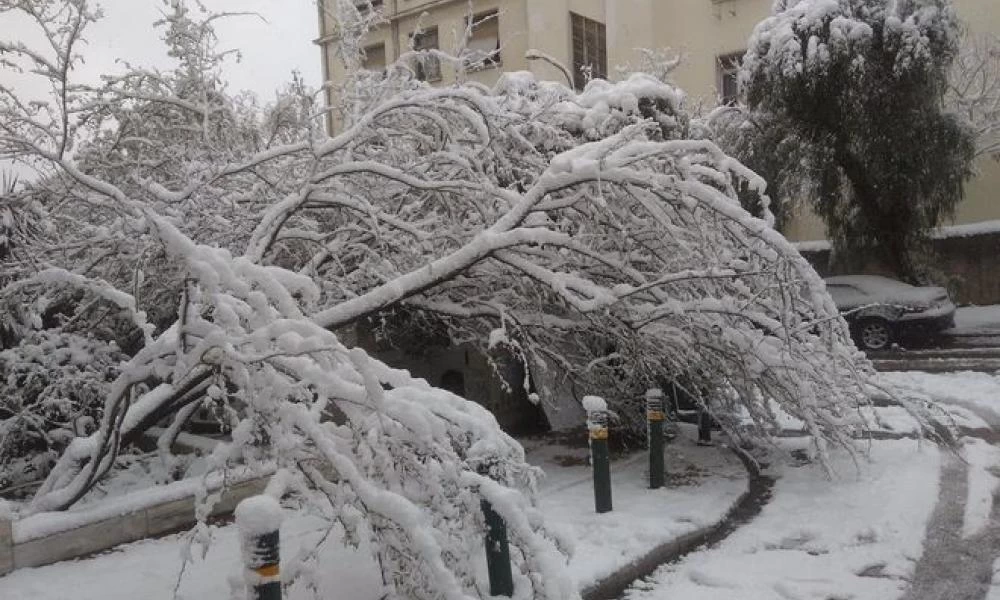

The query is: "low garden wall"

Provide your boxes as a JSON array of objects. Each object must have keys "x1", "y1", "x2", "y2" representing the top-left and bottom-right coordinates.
[
  {"x1": 0, "y1": 471, "x2": 268, "y2": 576},
  {"x1": 798, "y1": 226, "x2": 1000, "y2": 306}
]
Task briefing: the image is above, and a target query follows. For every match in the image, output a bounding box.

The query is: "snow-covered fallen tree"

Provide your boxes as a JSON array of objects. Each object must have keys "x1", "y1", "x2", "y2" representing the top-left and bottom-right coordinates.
[{"x1": 0, "y1": 1, "x2": 938, "y2": 597}]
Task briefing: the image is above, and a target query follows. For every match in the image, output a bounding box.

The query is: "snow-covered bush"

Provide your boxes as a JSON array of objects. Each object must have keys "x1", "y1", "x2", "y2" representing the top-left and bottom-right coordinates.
[{"x1": 0, "y1": 330, "x2": 124, "y2": 494}]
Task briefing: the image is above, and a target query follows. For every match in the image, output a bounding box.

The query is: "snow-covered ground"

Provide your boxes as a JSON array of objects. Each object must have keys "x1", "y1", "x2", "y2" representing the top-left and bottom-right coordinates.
[
  {"x1": 625, "y1": 438, "x2": 940, "y2": 600},
  {"x1": 622, "y1": 370, "x2": 1000, "y2": 600},
  {"x1": 0, "y1": 431, "x2": 746, "y2": 600},
  {"x1": 7, "y1": 370, "x2": 1000, "y2": 600},
  {"x1": 1, "y1": 510, "x2": 382, "y2": 600},
  {"x1": 529, "y1": 432, "x2": 746, "y2": 590},
  {"x1": 881, "y1": 370, "x2": 1000, "y2": 422},
  {"x1": 952, "y1": 305, "x2": 1000, "y2": 333}
]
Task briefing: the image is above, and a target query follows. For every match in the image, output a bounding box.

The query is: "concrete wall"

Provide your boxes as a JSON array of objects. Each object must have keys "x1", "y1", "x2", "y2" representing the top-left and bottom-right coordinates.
[
  {"x1": 651, "y1": 0, "x2": 772, "y2": 101},
  {"x1": 0, "y1": 478, "x2": 266, "y2": 577}
]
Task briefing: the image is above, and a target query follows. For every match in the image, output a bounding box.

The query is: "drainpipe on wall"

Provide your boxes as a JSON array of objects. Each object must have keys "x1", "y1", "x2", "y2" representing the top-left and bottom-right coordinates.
[
  {"x1": 391, "y1": 0, "x2": 401, "y2": 61},
  {"x1": 316, "y1": 0, "x2": 334, "y2": 135}
]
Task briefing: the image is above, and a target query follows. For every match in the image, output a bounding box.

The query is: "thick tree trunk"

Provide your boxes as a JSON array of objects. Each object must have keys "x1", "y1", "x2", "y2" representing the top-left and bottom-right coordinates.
[{"x1": 835, "y1": 147, "x2": 923, "y2": 283}]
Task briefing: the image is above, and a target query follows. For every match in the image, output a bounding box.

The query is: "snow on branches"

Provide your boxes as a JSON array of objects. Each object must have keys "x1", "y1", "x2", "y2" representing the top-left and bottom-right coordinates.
[
  {"x1": 739, "y1": 0, "x2": 975, "y2": 282},
  {"x1": 0, "y1": 1, "x2": 914, "y2": 598},
  {"x1": 949, "y1": 30, "x2": 1000, "y2": 159},
  {"x1": 743, "y1": 0, "x2": 960, "y2": 87}
]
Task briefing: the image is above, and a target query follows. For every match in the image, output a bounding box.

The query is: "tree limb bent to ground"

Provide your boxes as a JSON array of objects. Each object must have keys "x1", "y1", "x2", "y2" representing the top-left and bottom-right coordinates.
[{"x1": 0, "y1": 1, "x2": 939, "y2": 598}]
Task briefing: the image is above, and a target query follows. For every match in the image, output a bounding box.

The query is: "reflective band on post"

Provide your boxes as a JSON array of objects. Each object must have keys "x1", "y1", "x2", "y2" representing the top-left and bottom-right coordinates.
[
  {"x1": 646, "y1": 388, "x2": 665, "y2": 489},
  {"x1": 254, "y1": 564, "x2": 280, "y2": 578},
  {"x1": 590, "y1": 428, "x2": 608, "y2": 440}
]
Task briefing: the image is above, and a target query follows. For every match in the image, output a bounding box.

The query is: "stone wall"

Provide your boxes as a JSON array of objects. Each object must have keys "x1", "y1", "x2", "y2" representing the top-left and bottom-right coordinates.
[{"x1": 799, "y1": 230, "x2": 1000, "y2": 306}]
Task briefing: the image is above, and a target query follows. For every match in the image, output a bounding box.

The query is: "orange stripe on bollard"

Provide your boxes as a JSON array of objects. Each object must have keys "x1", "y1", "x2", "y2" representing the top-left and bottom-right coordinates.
[
  {"x1": 255, "y1": 564, "x2": 280, "y2": 578},
  {"x1": 590, "y1": 428, "x2": 608, "y2": 440}
]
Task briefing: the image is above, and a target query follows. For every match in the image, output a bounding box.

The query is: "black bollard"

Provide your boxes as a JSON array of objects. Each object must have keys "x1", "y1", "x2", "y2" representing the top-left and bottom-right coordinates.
[
  {"x1": 481, "y1": 499, "x2": 514, "y2": 596},
  {"x1": 235, "y1": 496, "x2": 283, "y2": 600},
  {"x1": 698, "y1": 406, "x2": 713, "y2": 446},
  {"x1": 584, "y1": 396, "x2": 612, "y2": 513},
  {"x1": 646, "y1": 388, "x2": 665, "y2": 489}
]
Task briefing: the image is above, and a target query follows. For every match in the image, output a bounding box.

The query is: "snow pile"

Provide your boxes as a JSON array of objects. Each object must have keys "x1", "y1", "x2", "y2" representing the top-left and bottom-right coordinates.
[
  {"x1": 581, "y1": 395, "x2": 608, "y2": 414},
  {"x1": 0, "y1": 498, "x2": 12, "y2": 521},
  {"x1": 961, "y1": 438, "x2": 1000, "y2": 538},
  {"x1": 234, "y1": 495, "x2": 283, "y2": 537},
  {"x1": 954, "y1": 305, "x2": 1000, "y2": 332}
]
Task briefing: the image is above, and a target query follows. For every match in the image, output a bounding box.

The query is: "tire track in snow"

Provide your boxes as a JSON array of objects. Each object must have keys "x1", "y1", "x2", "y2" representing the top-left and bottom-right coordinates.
[
  {"x1": 901, "y1": 400, "x2": 1000, "y2": 600},
  {"x1": 581, "y1": 446, "x2": 775, "y2": 600}
]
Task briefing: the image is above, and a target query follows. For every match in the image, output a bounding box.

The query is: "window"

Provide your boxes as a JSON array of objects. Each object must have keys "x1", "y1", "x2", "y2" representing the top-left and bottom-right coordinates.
[
  {"x1": 362, "y1": 43, "x2": 386, "y2": 73},
  {"x1": 465, "y1": 10, "x2": 501, "y2": 70},
  {"x1": 717, "y1": 52, "x2": 743, "y2": 105},
  {"x1": 355, "y1": 0, "x2": 383, "y2": 15},
  {"x1": 570, "y1": 12, "x2": 607, "y2": 91},
  {"x1": 410, "y1": 27, "x2": 441, "y2": 82}
]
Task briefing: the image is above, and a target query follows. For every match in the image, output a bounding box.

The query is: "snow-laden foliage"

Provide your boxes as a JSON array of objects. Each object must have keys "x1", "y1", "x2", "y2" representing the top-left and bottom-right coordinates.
[
  {"x1": 740, "y1": 0, "x2": 976, "y2": 282},
  {"x1": 0, "y1": 330, "x2": 124, "y2": 494},
  {"x1": 0, "y1": 1, "x2": 935, "y2": 598},
  {"x1": 948, "y1": 30, "x2": 1000, "y2": 160}
]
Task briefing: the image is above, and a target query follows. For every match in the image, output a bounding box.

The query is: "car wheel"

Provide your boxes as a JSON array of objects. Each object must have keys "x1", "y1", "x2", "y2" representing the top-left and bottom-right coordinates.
[{"x1": 857, "y1": 318, "x2": 892, "y2": 351}]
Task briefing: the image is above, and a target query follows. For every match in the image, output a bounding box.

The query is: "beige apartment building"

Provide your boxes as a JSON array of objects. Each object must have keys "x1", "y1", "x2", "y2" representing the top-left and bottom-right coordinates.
[{"x1": 317, "y1": 0, "x2": 1000, "y2": 293}]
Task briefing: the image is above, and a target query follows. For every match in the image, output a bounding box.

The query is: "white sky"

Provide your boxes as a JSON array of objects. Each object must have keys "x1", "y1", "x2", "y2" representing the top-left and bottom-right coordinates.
[
  {"x1": 0, "y1": 0, "x2": 323, "y2": 98},
  {"x1": 0, "y1": 0, "x2": 323, "y2": 179}
]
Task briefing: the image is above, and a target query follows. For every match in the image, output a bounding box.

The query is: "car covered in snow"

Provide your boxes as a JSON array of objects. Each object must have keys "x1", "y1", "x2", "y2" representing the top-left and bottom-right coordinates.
[{"x1": 823, "y1": 275, "x2": 956, "y2": 351}]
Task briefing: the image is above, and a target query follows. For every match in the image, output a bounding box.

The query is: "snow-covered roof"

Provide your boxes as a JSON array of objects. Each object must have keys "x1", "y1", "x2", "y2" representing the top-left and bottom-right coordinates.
[
  {"x1": 794, "y1": 219, "x2": 1000, "y2": 253},
  {"x1": 824, "y1": 275, "x2": 913, "y2": 292}
]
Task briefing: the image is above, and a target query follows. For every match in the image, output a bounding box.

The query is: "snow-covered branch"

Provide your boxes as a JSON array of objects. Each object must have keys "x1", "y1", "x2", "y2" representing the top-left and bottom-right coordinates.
[{"x1": 0, "y1": 2, "x2": 917, "y2": 598}]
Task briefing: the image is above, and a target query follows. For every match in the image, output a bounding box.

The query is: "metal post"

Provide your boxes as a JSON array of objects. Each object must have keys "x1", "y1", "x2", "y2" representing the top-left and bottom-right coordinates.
[
  {"x1": 646, "y1": 388, "x2": 665, "y2": 489},
  {"x1": 235, "y1": 496, "x2": 283, "y2": 600},
  {"x1": 698, "y1": 405, "x2": 713, "y2": 446},
  {"x1": 481, "y1": 499, "x2": 514, "y2": 596},
  {"x1": 0, "y1": 517, "x2": 12, "y2": 576},
  {"x1": 585, "y1": 396, "x2": 612, "y2": 513}
]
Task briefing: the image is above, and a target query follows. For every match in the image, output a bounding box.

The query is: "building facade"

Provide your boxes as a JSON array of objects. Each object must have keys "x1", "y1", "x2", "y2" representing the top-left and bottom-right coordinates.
[
  {"x1": 317, "y1": 0, "x2": 999, "y2": 250},
  {"x1": 314, "y1": 1, "x2": 1000, "y2": 430}
]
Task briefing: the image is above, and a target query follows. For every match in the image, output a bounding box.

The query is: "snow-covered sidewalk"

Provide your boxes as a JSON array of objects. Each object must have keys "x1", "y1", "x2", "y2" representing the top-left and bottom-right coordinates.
[
  {"x1": 950, "y1": 305, "x2": 1000, "y2": 335},
  {"x1": 528, "y1": 432, "x2": 747, "y2": 591},
  {"x1": 625, "y1": 438, "x2": 941, "y2": 600},
  {"x1": 624, "y1": 369, "x2": 1000, "y2": 600},
  {"x1": 0, "y1": 432, "x2": 747, "y2": 600}
]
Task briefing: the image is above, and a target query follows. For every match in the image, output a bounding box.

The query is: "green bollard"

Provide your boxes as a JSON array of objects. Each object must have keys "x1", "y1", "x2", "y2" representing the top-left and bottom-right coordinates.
[
  {"x1": 481, "y1": 499, "x2": 514, "y2": 597},
  {"x1": 698, "y1": 406, "x2": 713, "y2": 446},
  {"x1": 646, "y1": 388, "x2": 665, "y2": 489},
  {"x1": 584, "y1": 396, "x2": 612, "y2": 514},
  {"x1": 235, "y1": 496, "x2": 283, "y2": 600}
]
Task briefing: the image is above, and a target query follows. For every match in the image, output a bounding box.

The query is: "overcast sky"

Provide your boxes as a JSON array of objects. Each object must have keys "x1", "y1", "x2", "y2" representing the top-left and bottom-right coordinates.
[
  {"x1": 0, "y1": 0, "x2": 323, "y2": 178},
  {"x1": 1, "y1": 0, "x2": 322, "y2": 97}
]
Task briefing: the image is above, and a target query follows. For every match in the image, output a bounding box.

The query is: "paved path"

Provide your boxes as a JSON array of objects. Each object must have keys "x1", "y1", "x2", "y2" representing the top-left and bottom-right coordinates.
[{"x1": 902, "y1": 402, "x2": 1000, "y2": 600}]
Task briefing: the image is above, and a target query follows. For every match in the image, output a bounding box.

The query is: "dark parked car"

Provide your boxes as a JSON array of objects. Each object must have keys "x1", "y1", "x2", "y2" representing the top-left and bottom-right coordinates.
[{"x1": 824, "y1": 275, "x2": 956, "y2": 351}]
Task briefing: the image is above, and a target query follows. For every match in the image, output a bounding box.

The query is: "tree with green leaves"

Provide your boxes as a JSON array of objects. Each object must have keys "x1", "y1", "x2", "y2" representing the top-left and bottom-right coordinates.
[{"x1": 739, "y1": 0, "x2": 976, "y2": 282}]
